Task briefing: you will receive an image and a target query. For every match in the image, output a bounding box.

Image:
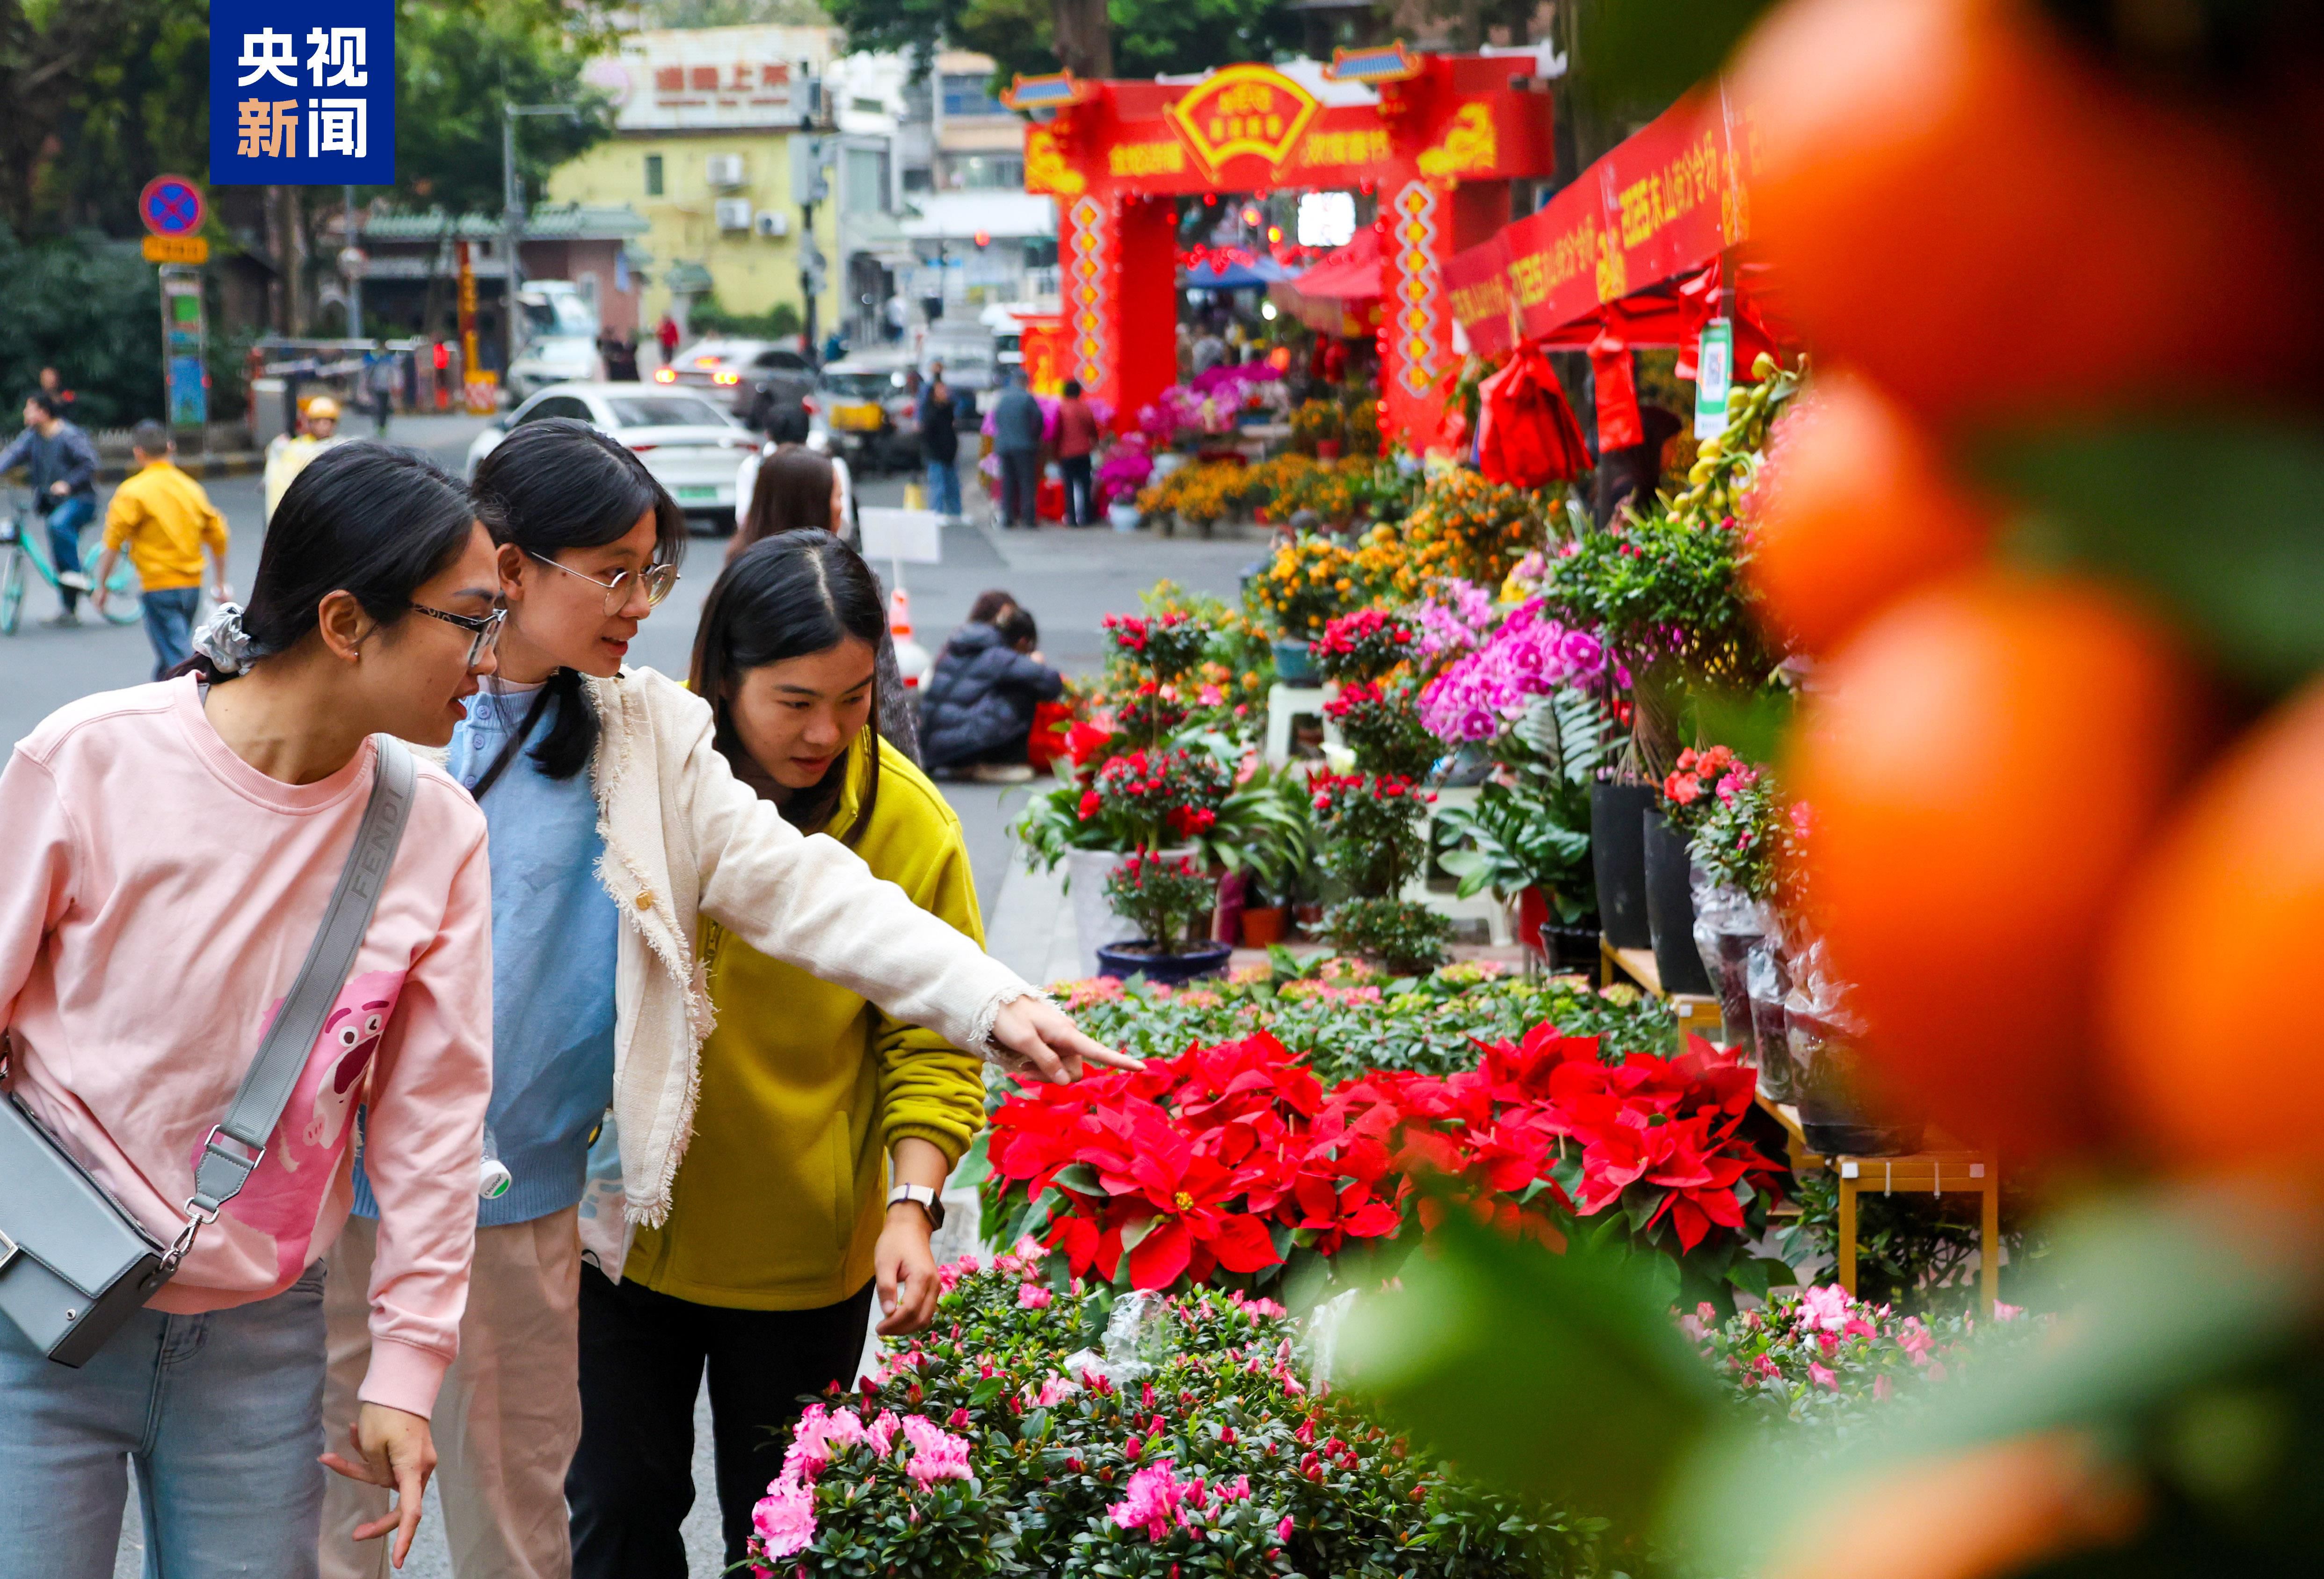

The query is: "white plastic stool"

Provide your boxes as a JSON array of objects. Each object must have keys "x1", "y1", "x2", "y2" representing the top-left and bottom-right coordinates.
[
  {"x1": 1402, "y1": 784, "x2": 1513, "y2": 944},
  {"x1": 1263, "y1": 682, "x2": 1341, "y2": 766}
]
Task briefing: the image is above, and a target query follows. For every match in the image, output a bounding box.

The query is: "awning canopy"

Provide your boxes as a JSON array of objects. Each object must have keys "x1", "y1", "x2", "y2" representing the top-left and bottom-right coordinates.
[
  {"x1": 1181, "y1": 256, "x2": 1294, "y2": 290},
  {"x1": 1286, "y1": 229, "x2": 1381, "y2": 301}
]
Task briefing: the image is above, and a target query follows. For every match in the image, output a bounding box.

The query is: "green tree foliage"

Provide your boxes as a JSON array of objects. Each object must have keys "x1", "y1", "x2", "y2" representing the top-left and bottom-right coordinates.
[
  {"x1": 0, "y1": 225, "x2": 164, "y2": 430},
  {"x1": 0, "y1": 0, "x2": 614, "y2": 237},
  {"x1": 824, "y1": 0, "x2": 1300, "y2": 85}
]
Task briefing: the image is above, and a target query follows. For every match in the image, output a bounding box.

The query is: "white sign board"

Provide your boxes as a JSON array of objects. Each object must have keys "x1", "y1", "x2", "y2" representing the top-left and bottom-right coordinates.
[
  {"x1": 858, "y1": 507, "x2": 944, "y2": 565},
  {"x1": 1298, "y1": 191, "x2": 1356, "y2": 249},
  {"x1": 583, "y1": 25, "x2": 832, "y2": 133}
]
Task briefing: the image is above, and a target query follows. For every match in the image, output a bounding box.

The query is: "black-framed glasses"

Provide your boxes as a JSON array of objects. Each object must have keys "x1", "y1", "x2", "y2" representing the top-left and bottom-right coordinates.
[
  {"x1": 528, "y1": 550, "x2": 680, "y2": 614},
  {"x1": 410, "y1": 603, "x2": 506, "y2": 669}
]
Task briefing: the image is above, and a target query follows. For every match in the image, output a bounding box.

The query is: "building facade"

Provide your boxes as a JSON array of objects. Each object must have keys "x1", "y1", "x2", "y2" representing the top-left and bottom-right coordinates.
[{"x1": 554, "y1": 24, "x2": 844, "y2": 334}]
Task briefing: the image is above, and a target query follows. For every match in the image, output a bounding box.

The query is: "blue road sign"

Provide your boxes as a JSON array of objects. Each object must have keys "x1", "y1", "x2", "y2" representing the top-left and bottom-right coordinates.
[{"x1": 141, "y1": 176, "x2": 205, "y2": 237}]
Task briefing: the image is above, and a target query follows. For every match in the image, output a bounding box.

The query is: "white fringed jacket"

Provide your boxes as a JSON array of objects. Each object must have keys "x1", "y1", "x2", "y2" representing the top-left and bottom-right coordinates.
[{"x1": 576, "y1": 667, "x2": 1027, "y2": 1248}]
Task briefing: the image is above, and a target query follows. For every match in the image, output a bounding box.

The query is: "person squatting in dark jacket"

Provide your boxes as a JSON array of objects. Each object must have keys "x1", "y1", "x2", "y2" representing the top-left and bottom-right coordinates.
[{"x1": 918, "y1": 603, "x2": 1063, "y2": 782}]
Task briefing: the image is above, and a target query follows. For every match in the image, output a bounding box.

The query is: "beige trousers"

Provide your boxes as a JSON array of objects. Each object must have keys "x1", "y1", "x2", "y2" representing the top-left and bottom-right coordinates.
[{"x1": 320, "y1": 1208, "x2": 583, "y2": 1579}]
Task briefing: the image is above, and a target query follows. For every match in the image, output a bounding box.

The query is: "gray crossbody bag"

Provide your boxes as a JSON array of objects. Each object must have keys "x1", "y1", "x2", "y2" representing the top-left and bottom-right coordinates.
[{"x1": 0, "y1": 737, "x2": 415, "y2": 1368}]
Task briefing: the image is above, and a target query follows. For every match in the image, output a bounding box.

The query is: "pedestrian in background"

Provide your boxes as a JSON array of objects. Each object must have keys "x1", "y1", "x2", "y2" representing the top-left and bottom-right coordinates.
[
  {"x1": 91, "y1": 419, "x2": 232, "y2": 679},
  {"x1": 265, "y1": 395, "x2": 345, "y2": 523},
  {"x1": 363, "y1": 345, "x2": 396, "y2": 437},
  {"x1": 919, "y1": 375, "x2": 961, "y2": 522},
  {"x1": 654, "y1": 313, "x2": 680, "y2": 367},
  {"x1": 919, "y1": 601, "x2": 1062, "y2": 782},
  {"x1": 1054, "y1": 378, "x2": 1100, "y2": 526},
  {"x1": 991, "y1": 371, "x2": 1043, "y2": 529},
  {"x1": 566, "y1": 532, "x2": 987, "y2": 1574},
  {"x1": 0, "y1": 391, "x2": 99, "y2": 624},
  {"x1": 37, "y1": 364, "x2": 75, "y2": 412},
  {"x1": 0, "y1": 443, "x2": 501, "y2": 1577},
  {"x1": 317, "y1": 418, "x2": 1123, "y2": 1579}
]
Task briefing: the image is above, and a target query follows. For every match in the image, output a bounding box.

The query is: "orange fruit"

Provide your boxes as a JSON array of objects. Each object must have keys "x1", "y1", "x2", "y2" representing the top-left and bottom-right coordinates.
[
  {"x1": 1735, "y1": 0, "x2": 2317, "y2": 425},
  {"x1": 1744, "y1": 371, "x2": 1996, "y2": 656},
  {"x1": 1791, "y1": 570, "x2": 2205, "y2": 1158},
  {"x1": 2100, "y1": 681, "x2": 2324, "y2": 1171}
]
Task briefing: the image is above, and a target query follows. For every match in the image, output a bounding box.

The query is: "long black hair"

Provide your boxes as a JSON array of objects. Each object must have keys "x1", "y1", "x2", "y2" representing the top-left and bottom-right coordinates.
[
  {"x1": 466, "y1": 418, "x2": 688, "y2": 791},
  {"x1": 690, "y1": 531, "x2": 887, "y2": 843},
  {"x1": 182, "y1": 442, "x2": 481, "y2": 681}
]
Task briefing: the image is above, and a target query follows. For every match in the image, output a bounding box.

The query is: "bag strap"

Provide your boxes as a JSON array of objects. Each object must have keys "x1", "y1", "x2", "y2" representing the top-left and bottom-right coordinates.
[{"x1": 171, "y1": 737, "x2": 417, "y2": 1263}]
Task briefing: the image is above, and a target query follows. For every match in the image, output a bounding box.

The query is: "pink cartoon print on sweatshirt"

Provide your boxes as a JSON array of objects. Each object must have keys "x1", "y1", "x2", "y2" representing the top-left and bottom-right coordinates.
[{"x1": 190, "y1": 969, "x2": 406, "y2": 1284}]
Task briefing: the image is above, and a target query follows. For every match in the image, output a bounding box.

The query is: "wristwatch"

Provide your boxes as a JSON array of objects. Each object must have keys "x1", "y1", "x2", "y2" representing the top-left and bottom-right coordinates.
[{"x1": 887, "y1": 1184, "x2": 946, "y2": 1231}]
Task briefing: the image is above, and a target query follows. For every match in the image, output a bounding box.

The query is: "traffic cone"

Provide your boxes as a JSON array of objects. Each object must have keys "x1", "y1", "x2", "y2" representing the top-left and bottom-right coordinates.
[{"x1": 889, "y1": 587, "x2": 932, "y2": 687}]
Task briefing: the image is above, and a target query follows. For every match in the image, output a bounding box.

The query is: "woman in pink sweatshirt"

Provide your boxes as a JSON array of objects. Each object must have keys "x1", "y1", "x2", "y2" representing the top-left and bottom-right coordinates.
[{"x1": 0, "y1": 444, "x2": 500, "y2": 1578}]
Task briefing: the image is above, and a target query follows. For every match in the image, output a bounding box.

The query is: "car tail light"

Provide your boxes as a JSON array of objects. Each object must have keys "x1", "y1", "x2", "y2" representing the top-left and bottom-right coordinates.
[
  {"x1": 713, "y1": 370, "x2": 740, "y2": 385},
  {"x1": 654, "y1": 367, "x2": 676, "y2": 384},
  {"x1": 800, "y1": 398, "x2": 818, "y2": 414},
  {"x1": 626, "y1": 442, "x2": 659, "y2": 453}
]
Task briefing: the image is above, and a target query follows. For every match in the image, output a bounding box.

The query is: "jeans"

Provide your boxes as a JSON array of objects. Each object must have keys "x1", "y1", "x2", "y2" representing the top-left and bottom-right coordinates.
[
  {"x1": 142, "y1": 587, "x2": 201, "y2": 680},
  {"x1": 1060, "y1": 453, "x2": 1094, "y2": 525},
  {"x1": 0, "y1": 1264, "x2": 329, "y2": 1579},
  {"x1": 567, "y1": 1268, "x2": 876, "y2": 1577},
  {"x1": 47, "y1": 493, "x2": 93, "y2": 611},
  {"x1": 924, "y1": 456, "x2": 961, "y2": 518},
  {"x1": 997, "y1": 448, "x2": 1040, "y2": 526}
]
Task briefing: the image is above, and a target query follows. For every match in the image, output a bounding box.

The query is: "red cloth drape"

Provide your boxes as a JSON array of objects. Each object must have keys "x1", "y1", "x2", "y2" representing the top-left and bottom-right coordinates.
[
  {"x1": 1476, "y1": 344, "x2": 1591, "y2": 487},
  {"x1": 1589, "y1": 341, "x2": 1643, "y2": 451}
]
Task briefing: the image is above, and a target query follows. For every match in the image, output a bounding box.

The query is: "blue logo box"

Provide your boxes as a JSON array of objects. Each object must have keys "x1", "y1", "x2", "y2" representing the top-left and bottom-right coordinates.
[{"x1": 211, "y1": 0, "x2": 395, "y2": 185}]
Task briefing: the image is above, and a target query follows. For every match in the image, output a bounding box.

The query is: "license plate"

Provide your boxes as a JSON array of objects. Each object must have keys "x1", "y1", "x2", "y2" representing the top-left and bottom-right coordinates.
[
  {"x1": 675, "y1": 485, "x2": 719, "y2": 501},
  {"x1": 835, "y1": 404, "x2": 884, "y2": 432}
]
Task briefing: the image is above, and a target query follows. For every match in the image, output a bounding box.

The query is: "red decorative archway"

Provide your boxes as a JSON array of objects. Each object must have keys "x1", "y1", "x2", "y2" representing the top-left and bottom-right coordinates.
[{"x1": 1009, "y1": 50, "x2": 1558, "y2": 447}]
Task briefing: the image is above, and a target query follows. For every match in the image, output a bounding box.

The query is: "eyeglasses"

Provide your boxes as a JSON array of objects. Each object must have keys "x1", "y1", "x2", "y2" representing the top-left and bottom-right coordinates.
[
  {"x1": 528, "y1": 550, "x2": 680, "y2": 614},
  {"x1": 410, "y1": 603, "x2": 507, "y2": 670}
]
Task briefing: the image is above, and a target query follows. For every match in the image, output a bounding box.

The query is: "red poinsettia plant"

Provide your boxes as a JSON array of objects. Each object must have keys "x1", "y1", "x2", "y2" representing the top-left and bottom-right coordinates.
[{"x1": 982, "y1": 1023, "x2": 1790, "y2": 1314}]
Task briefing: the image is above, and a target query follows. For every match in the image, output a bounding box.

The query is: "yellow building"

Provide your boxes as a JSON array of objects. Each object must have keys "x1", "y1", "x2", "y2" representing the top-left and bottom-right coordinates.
[{"x1": 557, "y1": 25, "x2": 842, "y2": 333}]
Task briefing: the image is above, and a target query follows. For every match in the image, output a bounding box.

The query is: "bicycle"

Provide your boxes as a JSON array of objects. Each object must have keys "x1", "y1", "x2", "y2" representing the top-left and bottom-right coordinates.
[{"x1": 0, "y1": 489, "x2": 141, "y2": 635}]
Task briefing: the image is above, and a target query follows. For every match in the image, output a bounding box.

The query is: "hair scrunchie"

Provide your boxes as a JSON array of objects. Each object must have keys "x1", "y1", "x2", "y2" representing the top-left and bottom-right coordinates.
[{"x1": 191, "y1": 602, "x2": 263, "y2": 675}]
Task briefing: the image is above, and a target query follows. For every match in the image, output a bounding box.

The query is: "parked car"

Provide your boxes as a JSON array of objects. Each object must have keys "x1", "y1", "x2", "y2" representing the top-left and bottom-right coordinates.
[
  {"x1": 816, "y1": 352, "x2": 922, "y2": 472},
  {"x1": 467, "y1": 383, "x2": 761, "y2": 532},
  {"x1": 505, "y1": 282, "x2": 603, "y2": 400},
  {"x1": 921, "y1": 329, "x2": 1001, "y2": 395},
  {"x1": 658, "y1": 338, "x2": 818, "y2": 413}
]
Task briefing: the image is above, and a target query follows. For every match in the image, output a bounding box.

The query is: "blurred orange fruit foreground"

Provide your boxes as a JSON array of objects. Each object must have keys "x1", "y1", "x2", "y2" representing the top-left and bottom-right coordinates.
[
  {"x1": 1743, "y1": 371, "x2": 1994, "y2": 656},
  {"x1": 2103, "y1": 678, "x2": 2324, "y2": 1172},
  {"x1": 1791, "y1": 571, "x2": 2205, "y2": 1159},
  {"x1": 1736, "y1": 0, "x2": 2318, "y2": 426}
]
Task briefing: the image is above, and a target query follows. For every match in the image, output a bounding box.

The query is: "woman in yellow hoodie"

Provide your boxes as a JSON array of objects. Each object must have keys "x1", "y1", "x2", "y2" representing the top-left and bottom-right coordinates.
[{"x1": 566, "y1": 530, "x2": 988, "y2": 1575}]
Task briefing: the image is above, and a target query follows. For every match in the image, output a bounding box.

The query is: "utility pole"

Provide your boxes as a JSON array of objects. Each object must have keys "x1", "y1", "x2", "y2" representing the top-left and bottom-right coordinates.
[
  {"x1": 342, "y1": 185, "x2": 363, "y2": 339},
  {"x1": 501, "y1": 101, "x2": 582, "y2": 385}
]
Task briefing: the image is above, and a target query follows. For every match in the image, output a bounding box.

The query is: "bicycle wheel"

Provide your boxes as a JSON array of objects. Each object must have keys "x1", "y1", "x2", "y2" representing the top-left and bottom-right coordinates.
[
  {"x1": 0, "y1": 550, "x2": 24, "y2": 636},
  {"x1": 97, "y1": 559, "x2": 142, "y2": 625}
]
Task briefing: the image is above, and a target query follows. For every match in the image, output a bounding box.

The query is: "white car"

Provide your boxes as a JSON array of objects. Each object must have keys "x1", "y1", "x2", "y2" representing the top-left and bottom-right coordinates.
[{"x1": 467, "y1": 383, "x2": 762, "y2": 530}]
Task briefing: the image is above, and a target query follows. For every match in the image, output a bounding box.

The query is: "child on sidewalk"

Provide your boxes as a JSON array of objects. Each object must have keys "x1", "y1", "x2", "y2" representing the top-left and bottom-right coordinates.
[
  {"x1": 919, "y1": 602, "x2": 1063, "y2": 782},
  {"x1": 92, "y1": 420, "x2": 232, "y2": 678}
]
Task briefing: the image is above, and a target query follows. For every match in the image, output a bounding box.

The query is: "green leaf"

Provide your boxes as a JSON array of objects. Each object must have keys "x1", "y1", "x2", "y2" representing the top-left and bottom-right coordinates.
[
  {"x1": 1339, "y1": 1202, "x2": 1721, "y2": 1527},
  {"x1": 1983, "y1": 419, "x2": 2324, "y2": 691},
  {"x1": 952, "y1": 1129, "x2": 993, "y2": 1190}
]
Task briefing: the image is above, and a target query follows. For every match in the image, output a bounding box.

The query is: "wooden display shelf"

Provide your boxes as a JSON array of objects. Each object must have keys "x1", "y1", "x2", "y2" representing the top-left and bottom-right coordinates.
[{"x1": 1601, "y1": 933, "x2": 2003, "y2": 1316}]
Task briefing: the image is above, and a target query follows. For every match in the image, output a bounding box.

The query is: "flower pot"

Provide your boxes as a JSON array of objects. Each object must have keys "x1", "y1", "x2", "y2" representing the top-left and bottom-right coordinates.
[
  {"x1": 1095, "y1": 939, "x2": 1235, "y2": 985},
  {"x1": 1238, "y1": 906, "x2": 1287, "y2": 946},
  {"x1": 1517, "y1": 886, "x2": 1550, "y2": 955},
  {"x1": 1788, "y1": 1006, "x2": 1923, "y2": 1158},
  {"x1": 1545, "y1": 925, "x2": 1603, "y2": 976},
  {"x1": 1108, "y1": 501, "x2": 1142, "y2": 532},
  {"x1": 1065, "y1": 846, "x2": 1197, "y2": 978},
  {"x1": 1589, "y1": 781, "x2": 1655, "y2": 949},
  {"x1": 1271, "y1": 638, "x2": 1319, "y2": 685},
  {"x1": 1641, "y1": 811, "x2": 1715, "y2": 996},
  {"x1": 1315, "y1": 439, "x2": 1342, "y2": 460}
]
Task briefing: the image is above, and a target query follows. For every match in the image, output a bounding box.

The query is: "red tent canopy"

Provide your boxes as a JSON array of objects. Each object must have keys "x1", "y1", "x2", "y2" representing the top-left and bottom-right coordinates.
[{"x1": 1289, "y1": 229, "x2": 1382, "y2": 301}]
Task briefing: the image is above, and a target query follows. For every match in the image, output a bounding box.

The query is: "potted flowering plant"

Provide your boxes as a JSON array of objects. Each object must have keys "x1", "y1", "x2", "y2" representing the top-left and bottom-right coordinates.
[
  {"x1": 1097, "y1": 851, "x2": 1232, "y2": 983},
  {"x1": 1638, "y1": 744, "x2": 1740, "y2": 995},
  {"x1": 1309, "y1": 771, "x2": 1451, "y2": 975},
  {"x1": 1311, "y1": 608, "x2": 1415, "y2": 683},
  {"x1": 1251, "y1": 536, "x2": 1360, "y2": 680},
  {"x1": 1098, "y1": 437, "x2": 1156, "y2": 530}
]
